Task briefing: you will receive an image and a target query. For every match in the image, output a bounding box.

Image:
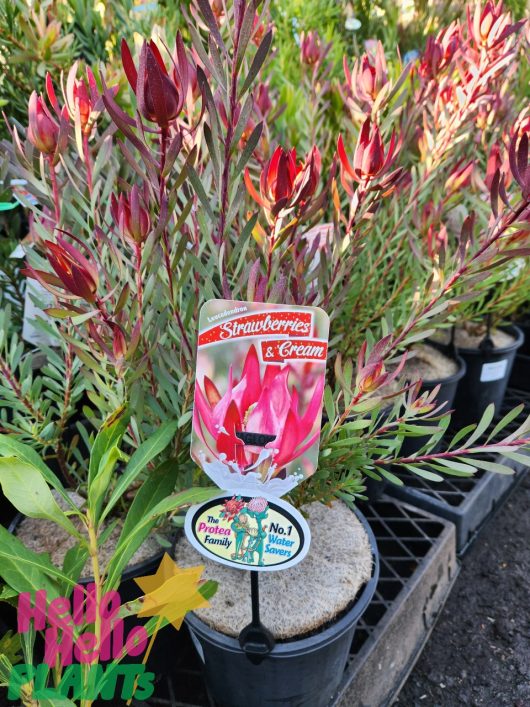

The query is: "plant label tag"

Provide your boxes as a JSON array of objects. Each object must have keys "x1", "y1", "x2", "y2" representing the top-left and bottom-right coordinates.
[
  {"x1": 480, "y1": 359, "x2": 508, "y2": 382},
  {"x1": 184, "y1": 491, "x2": 310, "y2": 572},
  {"x1": 191, "y1": 299, "x2": 329, "y2": 497}
]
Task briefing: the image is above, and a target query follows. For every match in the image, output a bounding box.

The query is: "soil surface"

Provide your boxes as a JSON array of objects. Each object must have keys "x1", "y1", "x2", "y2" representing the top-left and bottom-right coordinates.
[
  {"x1": 396, "y1": 473, "x2": 530, "y2": 707},
  {"x1": 174, "y1": 500, "x2": 373, "y2": 639}
]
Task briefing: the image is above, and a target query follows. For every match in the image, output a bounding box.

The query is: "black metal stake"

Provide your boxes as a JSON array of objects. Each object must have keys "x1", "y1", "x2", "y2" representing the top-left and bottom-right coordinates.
[
  {"x1": 238, "y1": 571, "x2": 275, "y2": 663},
  {"x1": 235, "y1": 431, "x2": 276, "y2": 662}
]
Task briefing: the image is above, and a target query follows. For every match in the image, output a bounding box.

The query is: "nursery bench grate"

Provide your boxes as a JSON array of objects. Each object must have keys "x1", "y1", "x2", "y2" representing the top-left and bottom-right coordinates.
[
  {"x1": 126, "y1": 497, "x2": 457, "y2": 707},
  {"x1": 332, "y1": 497, "x2": 457, "y2": 707},
  {"x1": 385, "y1": 387, "x2": 530, "y2": 554}
]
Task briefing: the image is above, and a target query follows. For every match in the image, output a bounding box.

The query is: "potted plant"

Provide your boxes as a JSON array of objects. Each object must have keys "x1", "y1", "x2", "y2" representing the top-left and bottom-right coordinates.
[
  {"x1": 0, "y1": 410, "x2": 217, "y2": 704},
  {"x1": 2, "y1": 1, "x2": 530, "y2": 705}
]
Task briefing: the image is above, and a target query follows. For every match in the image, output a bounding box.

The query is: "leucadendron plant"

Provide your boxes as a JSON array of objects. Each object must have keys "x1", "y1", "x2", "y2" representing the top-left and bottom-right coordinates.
[
  {"x1": 3, "y1": 0, "x2": 530, "y2": 511},
  {"x1": 0, "y1": 408, "x2": 217, "y2": 706}
]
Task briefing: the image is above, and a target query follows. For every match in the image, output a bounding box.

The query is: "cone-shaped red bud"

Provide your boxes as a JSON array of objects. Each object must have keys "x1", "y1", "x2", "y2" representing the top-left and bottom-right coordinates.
[
  {"x1": 419, "y1": 22, "x2": 460, "y2": 79},
  {"x1": 255, "y1": 82, "x2": 272, "y2": 118},
  {"x1": 27, "y1": 92, "x2": 60, "y2": 154},
  {"x1": 300, "y1": 31, "x2": 327, "y2": 67},
  {"x1": 338, "y1": 121, "x2": 400, "y2": 192},
  {"x1": 111, "y1": 324, "x2": 127, "y2": 360},
  {"x1": 121, "y1": 37, "x2": 187, "y2": 128},
  {"x1": 111, "y1": 187, "x2": 151, "y2": 246}
]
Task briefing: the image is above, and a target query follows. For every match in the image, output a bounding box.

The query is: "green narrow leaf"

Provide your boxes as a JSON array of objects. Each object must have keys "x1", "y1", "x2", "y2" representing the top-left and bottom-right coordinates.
[
  {"x1": 429, "y1": 457, "x2": 477, "y2": 473},
  {"x1": 100, "y1": 419, "x2": 179, "y2": 525},
  {"x1": 502, "y1": 450, "x2": 530, "y2": 467},
  {"x1": 464, "y1": 457, "x2": 515, "y2": 475},
  {"x1": 487, "y1": 404, "x2": 525, "y2": 442},
  {"x1": 240, "y1": 29, "x2": 273, "y2": 96},
  {"x1": 464, "y1": 403, "x2": 495, "y2": 447},
  {"x1": 403, "y1": 464, "x2": 444, "y2": 481},
  {"x1": 103, "y1": 459, "x2": 180, "y2": 591},
  {"x1": 376, "y1": 467, "x2": 403, "y2": 486}
]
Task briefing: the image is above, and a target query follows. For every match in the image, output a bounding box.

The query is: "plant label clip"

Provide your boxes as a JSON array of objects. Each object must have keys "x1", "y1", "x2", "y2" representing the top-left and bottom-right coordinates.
[{"x1": 238, "y1": 570, "x2": 275, "y2": 663}]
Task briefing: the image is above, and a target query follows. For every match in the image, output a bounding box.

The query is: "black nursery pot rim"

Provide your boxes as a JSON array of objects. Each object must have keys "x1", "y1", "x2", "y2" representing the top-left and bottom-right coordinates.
[
  {"x1": 416, "y1": 351, "x2": 467, "y2": 389},
  {"x1": 185, "y1": 505, "x2": 379, "y2": 658},
  {"x1": 454, "y1": 324, "x2": 524, "y2": 356},
  {"x1": 8, "y1": 512, "x2": 165, "y2": 585}
]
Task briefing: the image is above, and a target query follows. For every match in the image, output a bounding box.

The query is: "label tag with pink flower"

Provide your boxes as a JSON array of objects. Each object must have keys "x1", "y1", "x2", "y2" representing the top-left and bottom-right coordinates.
[
  {"x1": 190, "y1": 298, "x2": 330, "y2": 498},
  {"x1": 184, "y1": 491, "x2": 310, "y2": 572}
]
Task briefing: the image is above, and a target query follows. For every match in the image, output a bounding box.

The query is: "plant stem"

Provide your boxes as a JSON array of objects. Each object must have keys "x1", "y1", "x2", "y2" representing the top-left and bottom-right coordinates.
[
  {"x1": 158, "y1": 127, "x2": 194, "y2": 361},
  {"x1": 125, "y1": 616, "x2": 163, "y2": 706},
  {"x1": 47, "y1": 155, "x2": 61, "y2": 224},
  {"x1": 82, "y1": 516, "x2": 101, "y2": 707},
  {"x1": 82, "y1": 133, "x2": 93, "y2": 197},
  {"x1": 0, "y1": 354, "x2": 44, "y2": 421}
]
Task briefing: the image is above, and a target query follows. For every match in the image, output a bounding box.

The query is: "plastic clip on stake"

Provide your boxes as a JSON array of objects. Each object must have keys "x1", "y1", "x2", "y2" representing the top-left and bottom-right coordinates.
[{"x1": 239, "y1": 571, "x2": 276, "y2": 662}]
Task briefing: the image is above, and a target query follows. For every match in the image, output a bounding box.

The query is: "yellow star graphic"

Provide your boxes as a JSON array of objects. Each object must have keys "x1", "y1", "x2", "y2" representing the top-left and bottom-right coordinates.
[{"x1": 133, "y1": 553, "x2": 210, "y2": 630}]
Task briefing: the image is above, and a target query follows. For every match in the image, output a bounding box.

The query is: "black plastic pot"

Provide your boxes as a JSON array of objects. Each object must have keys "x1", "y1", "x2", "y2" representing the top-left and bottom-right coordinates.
[
  {"x1": 400, "y1": 351, "x2": 467, "y2": 457},
  {"x1": 514, "y1": 318, "x2": 530, "y2": 355},
  {"x1": 185, "y1": 506, "x2": 379, "y2": 707},
  {"x1": 451, "y1": 325, "x2": 524, "y2": 427},
  {"x1": 509, "y1": 354, "x2": 530, "y2": 392},
  {"x1": 363, "y1": 475, "x2": 388, "y2": 502}
]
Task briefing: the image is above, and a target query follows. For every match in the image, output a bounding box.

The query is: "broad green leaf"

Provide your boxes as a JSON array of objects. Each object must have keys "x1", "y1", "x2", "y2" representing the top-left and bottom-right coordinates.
[
  {"x1": 199, "y1": 579, "x2": 218, "y2": 601},
  {"x1": 0, "y1": 631, "x2": 21, "y2": 666},
  {"x1": 88, "y1": 405, "x2": 128, "y2": 488},
  {"x1": 61, "y1": 543, "x2": 90, "y2": 590},
  {"x1": 0, "y1": 436, "x2": 76, "y2": 511},
  {"x1": 0, "y1": 459, "x2": 83, "y2": 540},
  {"x1": 104, "y1": 487, "x2": 217, "y2": 591},
  {"x1": 100, "y1": 420, "x2": 178, "y2": 525},
  {"x1": 88, "y1": 445, "x2": 126, "y2": 524},
  {"x1": 323, "y1": 385, "x2": 335, "y2": 426},
  {"x1": 0, "y1": 525, "x2": 70, "y2": 594}
]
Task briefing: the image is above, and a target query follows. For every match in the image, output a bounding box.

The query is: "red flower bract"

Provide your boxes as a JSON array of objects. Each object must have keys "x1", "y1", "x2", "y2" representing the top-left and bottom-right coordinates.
[
  {"x1": 419, "y1": 22, "x2": 460, "y2": 79},
  {"x1": 344, "y1": 41, "x2": 389, "y2": 106},
  {"x1": 27, "y1": 91, "x2": 60, "y2": 155},
  {"x1": 244, "y1": 145, "x2": 321, "y2": 221},
  {"x1": 111, "y1": 186, "x2": 151, "y2": 246},
  {"x1": 338, "y1": 119, "x2": 401, "y2": 195},
  {"x1": 23, "y1": 234, "x2": 99, "y2": 303},
  {"x1": 300, "y1": 30, "x2": 327, "y2": 67},
  {"x1": 121, "y1": 35, "x2": 188, "y2": 128}
]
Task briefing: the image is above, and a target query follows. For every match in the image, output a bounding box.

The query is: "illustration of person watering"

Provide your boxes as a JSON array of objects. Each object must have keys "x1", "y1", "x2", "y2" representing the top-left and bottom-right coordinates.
[{"x1": 230, "y1": 498, "x2": 269, "y2": 566}]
